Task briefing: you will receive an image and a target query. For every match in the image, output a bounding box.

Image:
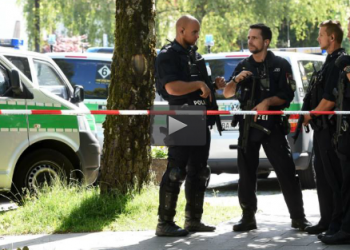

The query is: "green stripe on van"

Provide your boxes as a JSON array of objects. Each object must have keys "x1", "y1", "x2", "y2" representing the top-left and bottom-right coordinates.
[
  {"x1": 0, "y1": 101, "x2": 78, "y2": 129},
  {"x1": 287, "y1": 103, "x2": 302, "y2": 111},
  {"x1": 0, "y1": 116, "x2": 27, "y2": 129},
  {"x1": 28, "y1": 115, "x2": 78, "y2": 129}
]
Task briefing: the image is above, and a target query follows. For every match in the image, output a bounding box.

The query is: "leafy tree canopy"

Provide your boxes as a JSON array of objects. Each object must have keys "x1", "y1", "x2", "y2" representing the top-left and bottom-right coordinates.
[
  {"x1": 18, "y1": 0, "x2": 115, "y2": 51},
  {"x1": 156, "y1": 0, "x2": 350, "y2": 54}
]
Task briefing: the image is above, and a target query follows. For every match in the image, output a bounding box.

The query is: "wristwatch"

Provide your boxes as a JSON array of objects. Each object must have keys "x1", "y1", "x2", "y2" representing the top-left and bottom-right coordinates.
[
  {"x1": 344, "y1": 65, "x2": 350, "y2": 73},
  {"x1": 232, "y1": 76, "x2": 238, "y2": 84}
]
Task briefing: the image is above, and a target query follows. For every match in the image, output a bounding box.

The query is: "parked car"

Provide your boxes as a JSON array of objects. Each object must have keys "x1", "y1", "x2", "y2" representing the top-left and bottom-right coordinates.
[
  {"x1": 48, "y1": 51, "x2": 325, "y2": 189},
  {"x1": 86, "y1": 47, "x2": 114, "y2": 53},
  {"x1": 0, "y1": 46, "x2": 100, "y2": 192}
]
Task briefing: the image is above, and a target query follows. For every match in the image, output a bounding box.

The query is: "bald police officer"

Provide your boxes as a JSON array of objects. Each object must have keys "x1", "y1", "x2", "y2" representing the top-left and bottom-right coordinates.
[{"x1": 154, "y1": 15, "x2": 225, "y2": 237}]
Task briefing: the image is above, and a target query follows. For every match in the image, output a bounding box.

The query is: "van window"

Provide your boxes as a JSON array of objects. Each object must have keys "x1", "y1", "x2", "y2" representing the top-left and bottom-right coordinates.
[
  {"x1": 298, "y1": 60, "x2": 323, "y2": 93},
  {"x1": 53, "y1": 59, "x2": 110, "y2": 99},
  {"x1": 0, "y1": 65, "x2": 9, "y2": 96},
  {"x1": 4, "y1": 56, "x2": 32, "y2": 81},
  {"x1": 206, "y1": 58, "x2": 242, "y2": 100},
  {"x1": 33, "y1": 59, "x2": 69, "y2": 100}
]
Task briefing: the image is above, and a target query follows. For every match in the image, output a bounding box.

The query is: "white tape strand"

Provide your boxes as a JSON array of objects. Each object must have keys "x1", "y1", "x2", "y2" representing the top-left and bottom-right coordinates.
[{"x1": 1, "y1": 110, "x2": 350, "y2": 115}]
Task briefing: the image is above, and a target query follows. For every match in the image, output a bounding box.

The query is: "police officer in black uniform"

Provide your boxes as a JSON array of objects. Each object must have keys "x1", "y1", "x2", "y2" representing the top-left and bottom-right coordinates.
[
  {"x1": 302, "y1": 20, "x2": 344, "y2": 238},
  {"x1": 321, "y1": 18, "x2": 350, "y2": 245},
  {"x1": 224, "y1": 23, "x2": 311, "y2": 232},
  {"x1": 154, "y1": 15, "x2": 225, "y2": 237}
]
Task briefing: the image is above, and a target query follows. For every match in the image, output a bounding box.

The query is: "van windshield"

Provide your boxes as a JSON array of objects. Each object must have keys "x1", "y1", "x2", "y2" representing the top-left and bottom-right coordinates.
[{"x1": 53, "y1": 59, "x2": 110, "y2": 99}]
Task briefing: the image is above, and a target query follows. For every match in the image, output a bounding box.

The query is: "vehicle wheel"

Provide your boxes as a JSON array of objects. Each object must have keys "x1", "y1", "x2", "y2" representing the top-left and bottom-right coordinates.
[
  {"x1": 12, "y1": 149, "x2": 75, "y2": 193},
  {"x1": 297, "y1": 151, "x2": 316, "y2": 189},
  {"x1": 257, "y1": 172, "x2": 270, "y2": 179}
]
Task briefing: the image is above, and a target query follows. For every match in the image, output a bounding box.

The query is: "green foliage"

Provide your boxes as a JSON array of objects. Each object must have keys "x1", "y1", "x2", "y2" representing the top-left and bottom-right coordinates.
[
  {"x1": 151, "y1": 146, "x2": 168, "y2": 159},
  {"x1": 155, "y1": 0, "x2": 350, "y2": 53},
  {"x1": 17, "y1": 0, "x2": 115, "y2": 51},
  {"x1": 18, "y1": 0, "x2": 350, "y2": 52},
  {"x1": 0, "y1": 181, "x2": 239, "y2": 235}
]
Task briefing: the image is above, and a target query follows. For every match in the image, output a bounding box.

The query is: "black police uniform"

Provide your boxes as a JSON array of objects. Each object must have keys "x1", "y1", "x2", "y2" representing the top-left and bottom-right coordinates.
[
  {"x1": 337, "y1": 77, "x2": 350, "y2": 240},
  {"x1": 232, "y1": 51, "x2": 308, "y2": 230},
  {"x1": 321, "y1": 54, "x2": 350, "y2": 244},
  {"x1": 306, "y1": 48, "x2": 344, "y2": 235},
  {"x1": 154, "y1": 40, "x2": 218, "y2": 236}
]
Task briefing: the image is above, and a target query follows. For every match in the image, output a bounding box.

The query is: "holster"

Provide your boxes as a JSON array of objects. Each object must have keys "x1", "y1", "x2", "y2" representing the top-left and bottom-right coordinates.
[
  {"x1": 309, "y1": 117, "x2": 321, "y2": 131},
  {"x1": 280, "y1": 115, "x2": 291, "y2": 135}
]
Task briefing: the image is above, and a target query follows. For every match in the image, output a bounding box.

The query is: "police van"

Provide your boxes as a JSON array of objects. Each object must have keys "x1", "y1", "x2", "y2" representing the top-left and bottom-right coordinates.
[
  {"x1": 47, "y1": 52, "x2": 114, "y2": 147},
  {"x1": 0, "y1": 43, "x2": 100, "y2": 192},
  {"x1": 48, "y1": 50, "x2": 325, "y2": 189}
]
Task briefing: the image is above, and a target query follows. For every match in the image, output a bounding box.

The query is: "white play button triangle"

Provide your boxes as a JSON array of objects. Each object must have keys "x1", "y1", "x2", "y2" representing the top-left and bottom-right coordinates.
[{"x1": 168, "y1": 116, "x2": 188, "y2": 135}]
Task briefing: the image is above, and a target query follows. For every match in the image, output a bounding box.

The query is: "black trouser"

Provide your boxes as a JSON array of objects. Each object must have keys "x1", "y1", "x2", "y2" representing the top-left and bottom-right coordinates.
[
  {"x1": 313, "y1": 128, "x2": 343, "y2": 232},
  {"x1": 337, "y1": 128, "x2": 350, "y2": 233},
  {"x1": 237, "y1": 124, "x2": 305, "y2": 219},
  {"x1": 158, "y1": 127, "x2": 211, "y2": 221}
]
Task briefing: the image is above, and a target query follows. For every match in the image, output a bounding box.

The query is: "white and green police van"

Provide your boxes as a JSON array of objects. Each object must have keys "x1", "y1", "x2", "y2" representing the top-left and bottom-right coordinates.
[
  {"x1": 0, "y1": 43, "x2": 100, "y2": 192},
  {"x1": 48, "y1": 50, "x2": 325, "y2": 189}
]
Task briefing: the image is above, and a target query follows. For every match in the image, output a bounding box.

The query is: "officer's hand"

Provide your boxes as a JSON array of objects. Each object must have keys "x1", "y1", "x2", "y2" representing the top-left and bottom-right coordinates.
[
  {"x1": 199, "y1": 82, "x2": 212, "y2": 102},
  {"x1": 252, "y1": 99, "x2": 269, "y2": 122},
  {"x1": 303, "y1": 114, "x2": 311, "y2": 126},
  {"x1": 236, "y1": 71, "x2": 253, "y2": 83},
  {"x1": 215, "y1": 77, "x2": 226, "y2": 89},
  {"x1": 347, "y1": 72, "x2": 350, "y2": 82}
]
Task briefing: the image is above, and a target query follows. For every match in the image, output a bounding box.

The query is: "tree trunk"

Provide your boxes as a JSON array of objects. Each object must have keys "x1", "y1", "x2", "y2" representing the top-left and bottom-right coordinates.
[
  {"x1": 100, "y1": 0, "x2": 156, "y2": 195},
  {"x1": 34, "y1": 0, "x2": 40, "y2": 52}
]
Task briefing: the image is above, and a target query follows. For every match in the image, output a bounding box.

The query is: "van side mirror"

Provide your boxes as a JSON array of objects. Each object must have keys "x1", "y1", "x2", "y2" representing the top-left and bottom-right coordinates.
[
  {"x1": 72, "y1": 85, "x2": 84, "y2": 103},
  {"x1": 10, "y1": 69, "x2": 23, "y2": 95}
]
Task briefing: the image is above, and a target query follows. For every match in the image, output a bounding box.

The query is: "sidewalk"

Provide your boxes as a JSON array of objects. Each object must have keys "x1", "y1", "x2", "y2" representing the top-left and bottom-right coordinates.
[{"x1": 0, "y1": 190, "x2": 347, "y2": 250}]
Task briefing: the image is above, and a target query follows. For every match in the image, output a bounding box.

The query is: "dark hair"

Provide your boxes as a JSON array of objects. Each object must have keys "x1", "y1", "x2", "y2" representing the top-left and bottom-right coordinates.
[
  {"x1": 319, "y1": 20, "x2": 343, "y2": 44},
  {"x1": 249, "y1": 23, "x2": 272, "y2": 41}
]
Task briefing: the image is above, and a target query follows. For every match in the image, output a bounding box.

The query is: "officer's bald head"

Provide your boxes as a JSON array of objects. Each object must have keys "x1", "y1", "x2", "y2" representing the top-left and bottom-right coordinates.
[
  {"x1": 175, "y1": 15, "x2": 200, "y2": 47},
  {"x1": 176, "y1": 15, "x2": 199, "y2": 34}
]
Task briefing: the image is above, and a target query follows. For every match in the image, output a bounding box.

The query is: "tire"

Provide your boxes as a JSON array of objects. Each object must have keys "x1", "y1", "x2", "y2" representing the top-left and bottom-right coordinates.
[
  {"x1": 257, "y1": 172, "x2": 270, "y2": 179},
  {"x1": 12, "y1": 149, "x2": 74, "y2": 193},
  {"x1": 297, "y1": 152, "x2": 316, "y2": 189}
]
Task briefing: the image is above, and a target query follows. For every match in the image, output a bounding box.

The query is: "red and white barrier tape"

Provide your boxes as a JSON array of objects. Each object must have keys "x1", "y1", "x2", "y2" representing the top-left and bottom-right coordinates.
[{"x1": 0, "y1": 110, "x2": 350, "y2": 115}]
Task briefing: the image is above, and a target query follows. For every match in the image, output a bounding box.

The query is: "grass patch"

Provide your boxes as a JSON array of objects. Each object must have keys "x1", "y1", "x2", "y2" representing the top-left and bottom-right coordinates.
[{"x1": 0, "y1": 181, "x2": 240, "y2": 235}]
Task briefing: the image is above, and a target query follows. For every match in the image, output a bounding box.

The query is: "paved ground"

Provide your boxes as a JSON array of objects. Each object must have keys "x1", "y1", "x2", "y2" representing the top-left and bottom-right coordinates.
[{"x1": 0, "y1": 174, "x2": 347, "y2": 250}]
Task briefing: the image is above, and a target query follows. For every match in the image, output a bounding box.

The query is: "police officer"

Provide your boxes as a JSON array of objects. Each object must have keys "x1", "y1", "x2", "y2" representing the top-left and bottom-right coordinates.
[
  {"x1": 224, "y1": 23, "x2": 311, "y2": 232},
  {"x1": 302, "y1": 20, "x2": 344, "y2": 238},
  {"x1": 154, "y1": 15, "x2": 225, "y2": 237},
  {"x1": 321, "y1": 18, "x2": 350, "y2": 245}
]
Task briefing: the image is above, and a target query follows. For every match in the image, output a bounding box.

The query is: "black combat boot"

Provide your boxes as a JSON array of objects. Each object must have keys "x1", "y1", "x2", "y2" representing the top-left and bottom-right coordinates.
[
  {"x1": 305, "y1": 223, "x2": 328, "y2": 234},
  {"x1": 156, "y1": 218, "x2": 189, "y2": 237},
  {"x1": 156, "y1": 164, "x2": 187, "y2": 237},
  {"x1": 184, "y1": 212, "x2": 216, "y2": 232},
  {"x1": 291, "y1": 217, "x2": 312, "y2": 231},
  {"x1": 321, "y1": 230, "x2": 350, "y2": 245},
  {"x1": 233, "y1": 212, "x2": 257, "y2": 232}
]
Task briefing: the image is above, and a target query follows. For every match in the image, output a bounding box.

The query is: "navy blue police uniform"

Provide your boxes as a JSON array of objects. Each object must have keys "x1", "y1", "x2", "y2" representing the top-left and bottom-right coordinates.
[
  {"x1": 305, "y1": 48, "x2": 345, "y2": 236},
  {"x1": 154, "y1": 40, "x2": 219, "y2": 235},
  {"x1": 231, "y1": 51, "x2": 309, "y2": 231},
  {"x1": 321, "y1": 53, "x2": 350, "y2": 244}
]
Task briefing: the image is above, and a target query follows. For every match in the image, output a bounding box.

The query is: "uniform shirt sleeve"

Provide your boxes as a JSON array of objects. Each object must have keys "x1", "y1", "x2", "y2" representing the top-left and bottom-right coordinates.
[
  {"x1": 322, "y1": 62, "x2": 340, "y2": 102},
  {"x1": 155, "y1": 51, "x2": 181, "y2": 90},
  {"x1": 230, "y1": 61, "x2": 243, "y2": 80},
  {"x1": 274, "y1": 58, "x2": 295, "y2": 106}
]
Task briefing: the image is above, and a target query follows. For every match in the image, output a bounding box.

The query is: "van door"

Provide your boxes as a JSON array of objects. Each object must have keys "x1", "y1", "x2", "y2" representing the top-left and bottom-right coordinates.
[{"x1": 0, "y1": 60, "x2": 29, "y2": 189}]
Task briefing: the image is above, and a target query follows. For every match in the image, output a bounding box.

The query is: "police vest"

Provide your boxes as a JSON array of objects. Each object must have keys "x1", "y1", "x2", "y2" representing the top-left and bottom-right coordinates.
[{"x1": 156, "y1": 43, "x2": 210, "y2": 108}]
